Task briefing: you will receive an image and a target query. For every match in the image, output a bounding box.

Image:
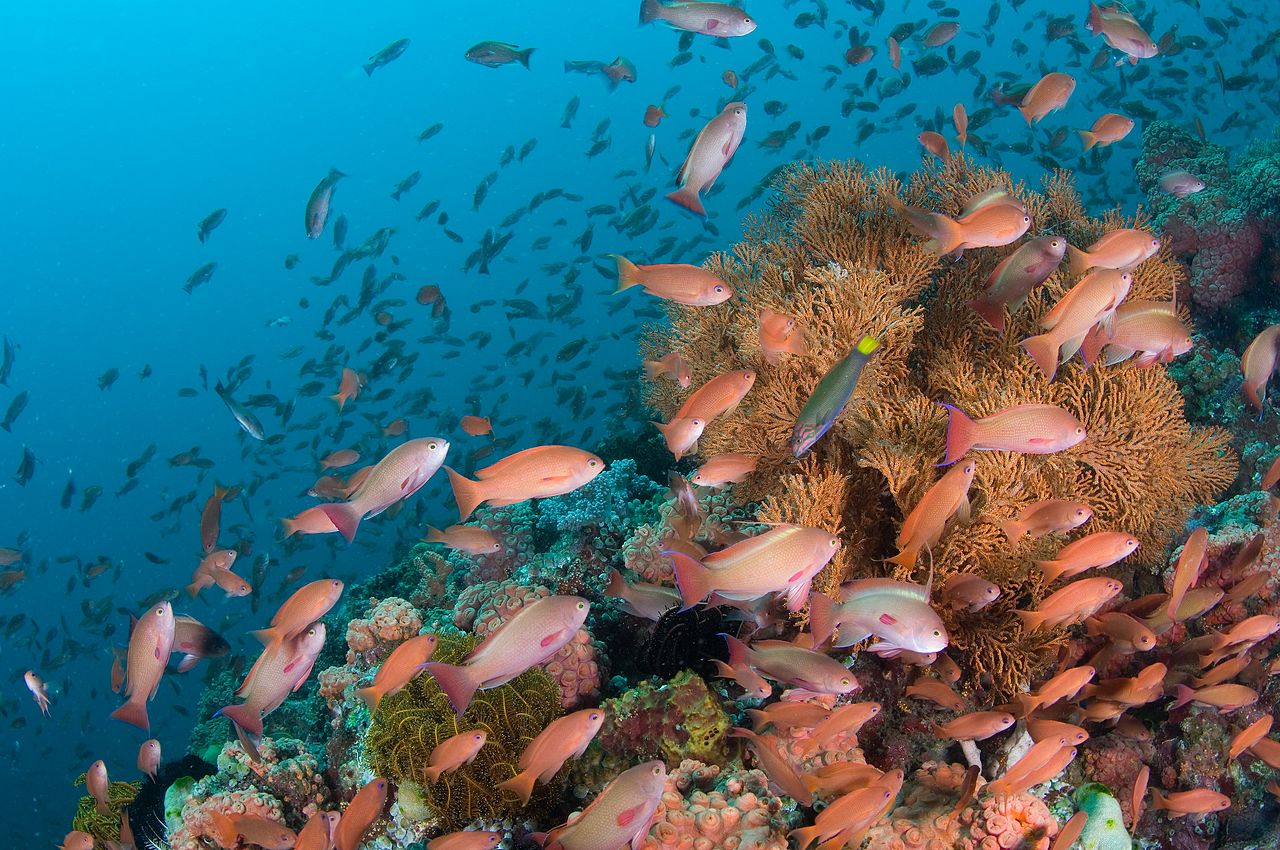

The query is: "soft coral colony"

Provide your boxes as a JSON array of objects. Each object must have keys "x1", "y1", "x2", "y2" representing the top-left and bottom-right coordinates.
[{"x1": 80, "y1": 155, "x2": 1280, "y2": 850}]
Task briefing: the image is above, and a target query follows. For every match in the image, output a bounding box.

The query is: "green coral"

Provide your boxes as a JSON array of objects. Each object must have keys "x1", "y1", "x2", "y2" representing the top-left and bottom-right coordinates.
[
  {"x1": 365, "y1": 634, "x2": 563, "y2": 829},
  {"x1": 1073, "y1": 783, "x2": 1132, "y2": 850},
  {"x1": 71, "y1": 774, "x2": 140, "y2": 846},
  {"x1": 599, "y1": 670, "x2": 731, "y2": 766}
]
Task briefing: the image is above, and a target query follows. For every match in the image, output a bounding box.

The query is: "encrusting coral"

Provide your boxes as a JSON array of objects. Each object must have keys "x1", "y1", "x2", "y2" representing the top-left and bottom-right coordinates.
[
  {"x1": 643, "y1": 154, "x2": 1236, "y2": 700},
  {"x1": 364, "y1": 634, "x2": 564, "y2": 830}
]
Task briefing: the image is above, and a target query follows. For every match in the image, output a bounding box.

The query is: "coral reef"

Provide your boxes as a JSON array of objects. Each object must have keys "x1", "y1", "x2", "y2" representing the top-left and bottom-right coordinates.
[
  {"x1": 1136, "y1": 120, "x2": 1280, "y2": 310},
  {"x1": 70, "y1": 774, "x2": 139, "y2": 846},
  {"x1": 365, "y1": 634, "x2": 564, "y2": 830},
  {"x1": 641, "y1": 759, "x2": 792, "y2": 850},
  {"x1": 642, "y1": 155, "x2": 1236, "y2": 699}
]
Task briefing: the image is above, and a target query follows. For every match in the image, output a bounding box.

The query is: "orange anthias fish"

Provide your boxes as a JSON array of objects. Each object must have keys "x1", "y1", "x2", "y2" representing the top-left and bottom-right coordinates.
[
  {"x1": 425, "y1": 524, "x2": 502, "y2": 555},
  {"x1": 891, "y1": 189, "x2": 1031, "y2": 256},
  {"x1": 758, "y1": 308, "x2": 806, "y2": 364},
  {"x1": 1228, "y1": 715, "x2": 1273, "y2": 760},
  {"x1": 1019, "y1": 72, "x2": 1076, "y2": 124},
  {"x1": 61, "y1": 832, "x2": 95, "y2": 850},
  {"x1": 643, "y1": 104, "x2": 666, "y2": 127},
  {"x1": 652, "y1": 416, "x2": 706, "y2": 460},
  {"x1": 498, "y1": 708, "x2": 605, "y2": 804},
  {"x1": 612, "y1": 255, "x2": 733, "y2": 306},
  {"x1": 24, "y1": 670, "x2": 50, "y2": 716},
  {"x1": 1149, "y1": 788, "x2": 1231, "y2": 817},
  {"x1": 967, "y1": 235, "x2": 1067, "y2": 332},
  {"x1": 691, "y1": 452, "x2": 757, "y2": 487},
  {"x1": 727, "y1": 727, "x2": 814, "y2": 805},
  {"x1": 111, "y1": 601, "x2": 175, "y2": 732},
  {"x1": 1016, "y1": 577, "x2": 1123, "y2": 632},
  {"x1": 1086, "y1": 1, "x2": 1158, "y2": 63},
  {"x1": 667, "y1": 525, "x2": 840, "y2": 612},
  {"x1": 217, "y1": 623, "x2": 326, "y2": 737},
  {"x1": 430, "y1": 832, "x2": 502, "y2": 850},
  {"x1": 1067, "y1": 229, "x2": 1161, "y2": 276},
  {"x1": 424, "y1": 729, "x2": 488, "y2": 782},
  {"x1": 1036, "y1": 531, "x2": 1140, "y2": 584},
  {"x1": 296, "y1": 812, "x2": 342, "y2": 850},
  {"x1": 423, "y1": 596, "x2": 589, "y2": 715},
  {"x1": 643, "y1": 351, "x2": 692, "y2": 388},
  {"x1": 250, "y1": 578, "x2": 344, "y2": 654},
  {"x1": 953, "y1": 103, "x2": 968, "y2": 148},
  {"x1": 675, "y1": 369, "x2": 755, "y2": 421},
  {"x1": 445, "y1": 445, "x2": 604, "y2": 522},
  {"x1": 382, "y1": 418, "x2": 409, "y2": 437},
  {"x1": 87, "y1": 759, "x2": 110, "y2": 815},
  {"x1": 998, "y1": 499, "x2": 1092, "y2": 543},
  {"x1": 1079, "y1": 301, "x2": 1192, "y2": 368},
  {"x1": 1166, "y1": 527, "x2": 1208, "y2": 619},
  {"x1": 940, "y1": 573, "x2": 1001, "y2": 612},
  {"x1": 534, "y1": 761, "x2": 666, "y2": 850},
  {"x1": 281, "y1": 505, "x2": 340, "y2": 538},
  {"x1": 320, "y1": 437, "x2": 450, "y2": 540},
  {"x1": 942, "y1": 403, "x2": 1086, "y2": 464},
  {"x1": 199, "y1": 483, "x2": 230, "y2": 555},
  {"x1": 932, "y1": 711, "x2": 1016, "y2": 741},
  {"x1": 460, "y1": 415, "x2": 493, "y2": 436},
  {"x1": 918, "y1": 131, "x2": 950, "y2": 163},
  {"x1": 335, "y1": 778, "x2": 389, "y2": 850},
  {"x1": 723, "y1": 635, "x2": 859, "y2": 695},
  {"x1": 1022, "y1": 269, "x2": 1132, "y2": 381},
  {"x1": 1241, "y1": 324, "x2": 1280, "y2": 411},
  {"x1": 319, "y1": 449, "x2": 360, "y2": 470},
  {"x1": 888, "y1": 460, "x2": 975, "y2": 569},
  {"x1": 667, "y1": 102, "x2": 747, "y2": 217},
  {"x1": 1077, "y1": 113, "x2": 1134, "y2": 150},
  {"x1": 356, "y1": 633, "x2": 438, "y2": 710},
  {"x1": 137, "y1": 738, "x2": 161, "y2": 779},
  {"x1": 329, "y1": 366, "x2": 362, "y2": 411}
]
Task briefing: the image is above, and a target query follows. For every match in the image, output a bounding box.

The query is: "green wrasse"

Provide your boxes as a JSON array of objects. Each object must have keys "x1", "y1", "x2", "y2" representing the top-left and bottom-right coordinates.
[{"x1": 789, "y1": 335, "x2": 879, "y2": 457}]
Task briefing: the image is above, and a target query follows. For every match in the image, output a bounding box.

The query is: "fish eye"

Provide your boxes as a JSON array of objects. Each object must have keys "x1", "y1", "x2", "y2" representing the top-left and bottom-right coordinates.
[
  {"x1": 475, "y1": 733, "x2": 483, "y2": 740},
  {"x1": 429, "y1": 441, "x2": 438, "y2": 450},
  {"x1": 156, "y1": 607, "x2": 164, "y2": 615},
  {"x1": 577, "y1": 601, "x2": 586, "y2": 609},
  {"x1": 1075, "y1": 427, "x2": 1084, "y2": 435},
  {"x1": 829, "y1": 538, "x2": 838, "y2": 547},
  {"x1": 1022, "y1": 215, "x2": 1030, "y2": 223},
  {"x1": 714, "y1": 285, "x2": 725, "y2": 293},
  {"x1": 653, "y1": 766, "x2": 662, "y2": 775},
  {"x1": 588, "y1": 459, "x2": 598, "y2": 467},
  {"x1": 1152, "y1": 239, "x2": 1160, "y2": 247},
  {"x1": 590, "y1": 712, "x2": 600, "y2": 720},
  {"x1": 840, "y1": 677, "x2": 850, "y2": 686},
  {"x1": 933, "y1": 630, "x2": 941, "y2": 637}
]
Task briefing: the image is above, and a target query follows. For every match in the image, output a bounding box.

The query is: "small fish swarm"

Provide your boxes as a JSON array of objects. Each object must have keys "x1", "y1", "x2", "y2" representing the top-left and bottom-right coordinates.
[{"x1": 642, "y1": 154, "x2": 1236, "y2": 700}]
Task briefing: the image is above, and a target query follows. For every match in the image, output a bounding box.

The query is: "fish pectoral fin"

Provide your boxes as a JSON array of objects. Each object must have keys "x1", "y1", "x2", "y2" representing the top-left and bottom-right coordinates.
[
  {"x1": 540, "y1": 627, "x2": 570, "y2": 648},
  {"x1": 879, "y1": 612, "x2": 898, "y2": 625},
  {"x1": 615, "y1": 803, "x2": 644, "y2": 827}
]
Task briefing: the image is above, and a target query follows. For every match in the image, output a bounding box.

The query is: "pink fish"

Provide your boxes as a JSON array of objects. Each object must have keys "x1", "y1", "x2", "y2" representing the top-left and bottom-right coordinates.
[
  {"x1": 639, "y1": 0, "x2": 757, "y2": 36},
  {"x1": 667, "y1": 524, "x2": 839, "y2": 612},
  {"x1": 967, "y1": 235, "x2": 1067, "y2": 331},
  {"x1": 423, "y1": 729, "x2": 488, "y2": 782},
  {"x1": 251, "y1": 579, "x2": 344, "y2": 654},
  {"x1": 1036, "y1": 531, "x2": 1140, "y2": 583},
  {"x1": 667, "y1": 102, "x2": 747, "y2": 216},
  {"x1": 998, "y1": 499, "x2": 1092, "y2": 543},
  {"x1": 111, "y1": 601, "x2": 175, "y2": 732},
  {"x1": 535, "y1": 761, "x2": 667, "y2": 850},
  {"x1": 319, "y1": 437, "x2": 450, "y2": 541},
  {"x1": 424, "y1": 596, "x2": 590, "y2": 715},
  {"x1": 942, "y1": 403, "x2": 1086, "y2": 464},
  {"x1": 724, "y1": 635, "x2": 858, "y2": 695},
  {"x1": 446, "y1": 445, "x2": 604, "y2": 522},
  {"x1": 1066, "y1": 228, "x2": 1160, "y2": 276},
  {"x1": 605, "y1": 569, "x2": 680, "y2": 621},
  {"x1": 809, "y1": 578, "x2": 948, "y2": 656},
  {"x1": 1241, "y1": 324, "x2": 1280, "y2": 411},
  {"x1": 87, "y1": 760, "x2": 111, "y2": 815},
  {"x1": 498, "y1": 708, "x2": 606, "y2": 804},
  {"x1": 217, "y1": 623, "x2": 327, "y2": 737},
  {"x1": 430, "y1": 832, "x2": 502, "y2": 850},
  {"x1": 24, "y1": 670, "x2": 50, "y2": 716},
  {"x1": 137, "y1": 739, "x2": 161, "y2": 779},
  {"x1": 1085, "y1": 2, "x2": 1158, "y2": 63}
]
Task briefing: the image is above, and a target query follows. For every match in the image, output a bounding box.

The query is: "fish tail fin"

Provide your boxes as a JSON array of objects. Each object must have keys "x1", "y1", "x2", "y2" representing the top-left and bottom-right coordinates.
[
  {"x1": 1170, "y1": 683, "x2": 1196, "y2": 710},
  {"x1": 248, "y1": 627, "x2": 281, "y2": 648},
  {"x1": 329, "y1": 392, "x2": 347, "y2": 411},
  {"x1": 667, "y1": 550, "x2": 712, "y2": 608},
  {"x1": 318, "y1": 502, "x2": 360, "y2": 543},
  {"x1": 1013, "y1": 692, "x2": 1039, "y2": 718},
  {"x1": 176, "y1": 653, "x2": 200, "y2": 673},
  {"x1": 497, "y1": 769, "x2": 538, "y2": 805},
  {"x1": 214, "y1": 482, "x2": 230, "y2": 501},
  {"x1": 362, "y1": 62, "x2": 376, "y2": 76},
  {"x1": 422, "y1": 662, "x2": 479, "y2": 716},
  {"x1": 215, "y1": 702, "x2": 264, "y2": 738},
  {"x1": 808, "y1": 592, "x2": 838, "y2": 647},
  {"x1": 611, "y1": 254, "x2": 643, "y2": 293},
  {"x1": 605, "y1": 568, "x2": 627, "y2": 599},
  {"x1": 519, "y1": 48, "x2": 535, "y2": 69},
  {"x1": 886, "y1": 547, "x2": 919, "y2": 569},
  {"x1": 998, "y1": 518, "x2": 1025, "y2": 544},
  {"x1": 1085, "y1": 1, "x2": 1102, "y2": 34},
  {"x1": 1077, "y1": 130, "x2": 1099, "y2": 151},
  {"x1": 1150, "y1": 788, "x2": 1169, "y2": 811},
  {"x1": 425, "y1": 525, "x2": 447, "y2": 544},
  {"x1": 1018, "y1": 103, "x2": 1036, "y2": 126},
  {"x1": 355, "y1": 686, "x2": 383, "y2": 712},
  {"x1": 111, "y1": 699, "x2": 150, "y2": 733},
  {"x1": 1035, "y1": 559, "x2": 1065, "y2": 584},
  {"x1": 791, "y1": 826, "x2": 821, "y2": 850},
  {"x1": 280, "y1": 517, "x2": 299, "y2": 539},
  {"x1": 1021, "y1": 333, "x2": 1061, "y2": 381},
  {"x1": 1067, "y1": 244, "x2": 1091, "y2": 277},
  {"x1": 666, "y1": 186, "x2": 707, "y2": 217},
  {"x1": 445, "y1": 465, "x2": 485, "y2": 522},
  {"x1": 639, "y1": 0, "x2": 665, "y2": 24},
  {"x1": 967, "y1": 296, "x2": 1007, "y2": 332},
  {"x1": 922, "y1": 212, "x2": 965, "y2": 256},
  {"x1": 940, "y1": 403, "x2": 977, "y2": 465},
  {"x1": 185, "y1": 580, "x2": 202, "y2": 599},
  {"x1": 1014, "y1": 609, "x2": 1045, "y2": 633},
  {"x1": 642, "y1": 360, "x2": 664, "y2": 380}
]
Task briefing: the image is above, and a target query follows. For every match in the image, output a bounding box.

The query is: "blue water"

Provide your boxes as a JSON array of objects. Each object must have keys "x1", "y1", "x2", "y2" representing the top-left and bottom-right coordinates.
[{"x1": 1, "y1": 0, "x2": 1274, "y2": 841}]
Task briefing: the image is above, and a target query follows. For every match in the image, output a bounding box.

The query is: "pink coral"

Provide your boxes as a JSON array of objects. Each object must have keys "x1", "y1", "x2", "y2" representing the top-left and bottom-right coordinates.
[
  {"x1": 864, "y1": 762, "x2": 1058, "y2": 850},
  {"x1": 452, "y1": 580, "x2": 601, "y2": 707},
  {"x1": 642, "y1": 760, "x2": 790, "y2": 850},
  {"x1": 624, "y1": 523, "x2": 675, "y2": 583},
  {"x1": 1164, "y1": 217, "x2": 1264, "y2": 310},
  {"x1": 767, "y1": 721, "x2": 865, "y2": 776},
  {"x1": 169, "y1": 790, "x2": 284, "y2": 850},
  {"x1": 346, "y1": 596, "x2": 423, "y2": 656}
]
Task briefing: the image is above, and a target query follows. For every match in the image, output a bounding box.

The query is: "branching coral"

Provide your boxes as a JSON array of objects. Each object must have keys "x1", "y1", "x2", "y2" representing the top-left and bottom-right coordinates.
[
  {"x1": 642, "y1": 155, "x2": 1236, "y2": 701},
  {"x1": 364, "y1": 634, "x2": 563, "y2": 830}
]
